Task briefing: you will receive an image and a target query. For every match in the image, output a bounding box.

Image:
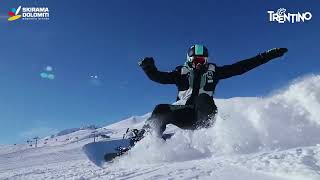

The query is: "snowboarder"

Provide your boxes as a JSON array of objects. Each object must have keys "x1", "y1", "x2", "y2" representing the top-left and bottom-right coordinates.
[{"x1": 133, "y1": 44, "x2": 288, "y2": 141}]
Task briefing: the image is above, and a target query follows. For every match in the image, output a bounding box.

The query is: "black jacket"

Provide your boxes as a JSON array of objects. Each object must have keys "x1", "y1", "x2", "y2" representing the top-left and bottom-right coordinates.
[{"x1": 141, "y1": 54, "x2": 275, "y2": 103}]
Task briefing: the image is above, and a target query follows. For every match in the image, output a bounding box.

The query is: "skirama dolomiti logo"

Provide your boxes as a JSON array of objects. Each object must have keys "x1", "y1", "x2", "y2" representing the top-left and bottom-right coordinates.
[{"x1": 8, "y1": 6, "x2": 22, "y2": 21}]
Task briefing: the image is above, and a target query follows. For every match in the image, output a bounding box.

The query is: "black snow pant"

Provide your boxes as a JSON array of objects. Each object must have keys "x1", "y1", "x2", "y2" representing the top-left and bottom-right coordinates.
[{"x1": 142, "y1": 94, "x2": 217, "y2": 136}]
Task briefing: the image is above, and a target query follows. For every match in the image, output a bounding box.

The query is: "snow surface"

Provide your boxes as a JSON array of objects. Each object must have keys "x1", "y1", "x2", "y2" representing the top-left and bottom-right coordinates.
[{"x1": 1, "y1": 74, "x2": 320, "y2": 180}]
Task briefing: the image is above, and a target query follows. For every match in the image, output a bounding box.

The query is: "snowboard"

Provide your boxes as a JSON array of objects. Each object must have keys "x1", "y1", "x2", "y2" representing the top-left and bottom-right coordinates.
[
  {"x1": 83, "y1": 133, "x2": 174, "y2": 167},
  {"x1": 82, "y1": 138, "x2": 132, "y2": 167}
]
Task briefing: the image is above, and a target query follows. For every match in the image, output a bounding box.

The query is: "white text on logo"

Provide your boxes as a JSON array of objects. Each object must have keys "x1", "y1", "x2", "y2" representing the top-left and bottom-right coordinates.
[{"x1": 268, "y1": 8, "x2": 312, "y2": 23}]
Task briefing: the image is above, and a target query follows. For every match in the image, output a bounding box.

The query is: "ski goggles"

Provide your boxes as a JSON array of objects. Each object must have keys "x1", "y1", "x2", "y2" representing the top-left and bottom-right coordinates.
[{"x1": 190, "y1": 56, "x2": 208, "y2": 65}]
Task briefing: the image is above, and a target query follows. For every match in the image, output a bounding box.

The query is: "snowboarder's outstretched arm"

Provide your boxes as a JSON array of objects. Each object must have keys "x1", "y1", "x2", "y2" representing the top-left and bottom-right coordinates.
[
  {"x1": 139, "y1": 57, "x2": 177, "y2": 84},
  {"x1": 216, "y1": 48, "x2": 288, "y2": 80}
]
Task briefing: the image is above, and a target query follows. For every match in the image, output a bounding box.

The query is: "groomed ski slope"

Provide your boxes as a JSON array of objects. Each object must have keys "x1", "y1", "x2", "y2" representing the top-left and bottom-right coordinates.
[{"x1": 1, "y1": 74, "x2": 320, "y2": 180}]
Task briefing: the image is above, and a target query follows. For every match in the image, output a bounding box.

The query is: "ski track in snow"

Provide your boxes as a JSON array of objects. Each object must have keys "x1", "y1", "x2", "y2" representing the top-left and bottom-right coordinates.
[{"x1": 1, "y1": 74, "x2": 320, "y2": 180}]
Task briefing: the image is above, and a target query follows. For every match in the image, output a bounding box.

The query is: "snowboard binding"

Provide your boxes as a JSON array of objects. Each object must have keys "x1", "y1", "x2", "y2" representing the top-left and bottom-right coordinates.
[
  {"x1": 123, "y1": 128, "x2": 146, "y2": 144},
  {"x1": 105, "y1": 128, "x2": 146, "y2": 161}
]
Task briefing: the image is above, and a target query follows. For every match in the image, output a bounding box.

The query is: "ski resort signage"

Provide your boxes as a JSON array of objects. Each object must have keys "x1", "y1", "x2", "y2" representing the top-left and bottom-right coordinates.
[
  {"x1": 268, "y1": 8, "x2": 312, "y2": 24},
  {"x1": 8, "y1": 6, "x2": 50, "y2": 22}
]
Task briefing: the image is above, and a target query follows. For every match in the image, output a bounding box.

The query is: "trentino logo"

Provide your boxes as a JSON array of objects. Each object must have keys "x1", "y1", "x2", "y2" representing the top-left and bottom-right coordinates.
[
  {"x1": 8, "y1": 6, "x2": 22, "y2": 21},
  {"x1": 268, "y1": 8, "x2": 312, "y2": 23}
]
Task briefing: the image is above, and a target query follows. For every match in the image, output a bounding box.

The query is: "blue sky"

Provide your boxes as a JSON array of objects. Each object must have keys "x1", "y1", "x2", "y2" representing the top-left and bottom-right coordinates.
[{"x1": 0, "y1": 0, "x2": 319, "y2": 144}]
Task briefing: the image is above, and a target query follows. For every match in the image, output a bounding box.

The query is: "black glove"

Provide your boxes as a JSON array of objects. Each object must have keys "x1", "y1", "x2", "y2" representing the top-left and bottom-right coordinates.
[
  {"x1": 138, "y1": 57, "x2": 155, "y2": 70},
  {"x1": 260, "y1": 48, "x2": 288, "y2": 60}
]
